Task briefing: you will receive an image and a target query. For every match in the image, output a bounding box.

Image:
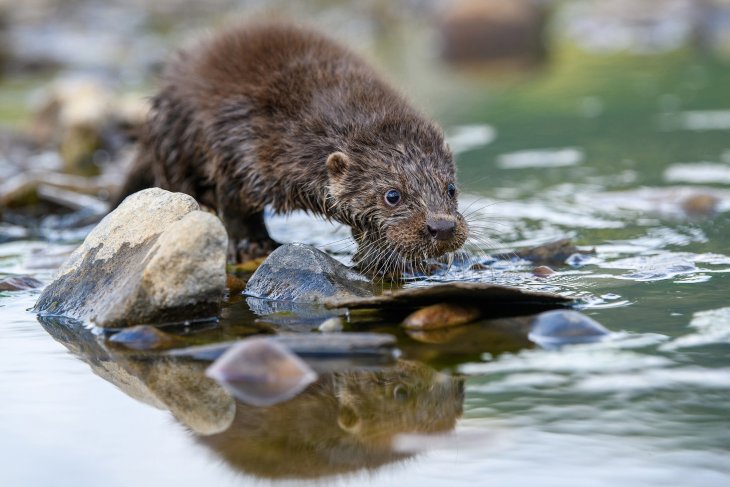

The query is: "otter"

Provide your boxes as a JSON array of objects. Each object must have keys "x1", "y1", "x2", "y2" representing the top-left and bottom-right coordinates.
[{"x1": 116, "y1": 22, "x2": 468, "y2": 276}]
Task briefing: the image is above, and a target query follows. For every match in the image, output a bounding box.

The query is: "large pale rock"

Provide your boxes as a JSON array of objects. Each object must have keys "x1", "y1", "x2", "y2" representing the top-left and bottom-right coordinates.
[{"x1": 34, "y1": 188, "x2": 227, "y2": 327}]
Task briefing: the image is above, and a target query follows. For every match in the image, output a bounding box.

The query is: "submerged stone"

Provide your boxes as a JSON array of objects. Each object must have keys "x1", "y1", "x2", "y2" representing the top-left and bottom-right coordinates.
[
  {"x1": 245, "y1": 244, "x2": 373, "y2": 303},
  {"x1": 529, "y1": 309, "x2": 611, "y2": 347},
  {"x1": 205, "y1": 337, "x2": 318, "y2": 407},
  {"x1": 33, "y1": 188, "x2": 227, "y2": 327},
  {"x1": 403, "y1": 303, "x2": 482, "y2": 330},
  {"x1": 108, "y1": 325, "x2": 184, "y2": 351},
  {"x1": 493, "y1": 238, "x2": 595, "y2": 267},
  {"x1": 0, "y1": 275, "x2": 43, "y2": 291},
  {"x1": 171, "y1": 332, "x2": 398, "y2": 362}
]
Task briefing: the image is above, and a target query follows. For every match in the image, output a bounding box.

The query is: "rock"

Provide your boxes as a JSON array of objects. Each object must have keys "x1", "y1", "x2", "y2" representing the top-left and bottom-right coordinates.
[
  {"x1": 326, "y1": 281, "x2": 572, "y2": 317},
  {"x1": 494, "y1": 238, "x2": 595, "y2": 267},
  {"x1": 245, "y1": 244, "x2": 373, "y2": 303},
  {"x1": 403, "y1": 303, "x2": 482, "y2": 330},
  {"x1": 528, "y1": 310, "x2": 611, "y2": 347},
  {"x1": 169, "y1": 332, "x2": 398, "y2": 362},
  {"x1": 532, "y1": 265, "x2": 555, "y2": 278},
  {"x1": 33, "y1": 188, "x2": 228, "y2": 328},
  {"x1": 229, "y1": 256, "x2": 267, "y2": 273},
  {"x1": 681, "y1": 193, "x2": 720, "y2": 217},
  {"x1": 108, "y1": 325, "x2": 185, "y2": 351},
  {"x1": 38, "y1": 314, "x2": 235, "y2": 436},
  {"x1": 318, "y1": 317, "x2": 344, "y2": 333},
  {"x1": 205, "y1": 337, "x2": 318, "y2": 407},
  {"x1": 28, "y1": 76, "x2": 147, "y2": 175},
  {"x1": 0, "y1": 275, "x2": 43, "y2": 291},
  {"x1": 226, "y1": 274, "x2": 246, "y2": 294},
  {"x1": 438, "y1": 0, "x2": 547, "y2": 66}
]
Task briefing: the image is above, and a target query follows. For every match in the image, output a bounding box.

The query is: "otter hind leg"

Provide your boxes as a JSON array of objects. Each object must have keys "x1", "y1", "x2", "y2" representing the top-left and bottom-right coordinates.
[{"x1": 223, "y1": 209, "x2": 280, "y2": 263}]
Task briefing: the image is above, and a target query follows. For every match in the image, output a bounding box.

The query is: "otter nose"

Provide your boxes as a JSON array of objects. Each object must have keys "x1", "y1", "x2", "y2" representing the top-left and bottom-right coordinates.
[{"x1": 426, "y1": 219, "x2": 456, "y2": 241}]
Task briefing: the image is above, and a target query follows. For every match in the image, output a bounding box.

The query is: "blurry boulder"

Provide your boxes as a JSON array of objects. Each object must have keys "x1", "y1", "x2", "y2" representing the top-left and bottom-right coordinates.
[
  {"x1": 34, "y1": 188, "x2": 228, "y2": 328},
  {"x1": 29, "y1": 76, "x2": 148, "y2": 175},
  {"x1": 0, "y1": 7, "x2": 7, "y2": 74},
  {"x1": 438, "y1": 0, "x2": 548, "y2": 66}
]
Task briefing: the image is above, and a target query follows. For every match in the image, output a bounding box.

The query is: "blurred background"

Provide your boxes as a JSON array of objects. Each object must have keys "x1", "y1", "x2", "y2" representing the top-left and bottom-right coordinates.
[{"x1": 2, "y1": 0, "x2": 730, "y2": 225}]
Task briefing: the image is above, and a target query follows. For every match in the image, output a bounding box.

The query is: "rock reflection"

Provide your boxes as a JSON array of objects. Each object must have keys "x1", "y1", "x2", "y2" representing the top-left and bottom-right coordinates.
[
  {"x1": 37, "y1": 316, "x2": 465, "y2": 480},
  {"x1": 200, "y1": 360, "x2": 465, "y2": 480}
]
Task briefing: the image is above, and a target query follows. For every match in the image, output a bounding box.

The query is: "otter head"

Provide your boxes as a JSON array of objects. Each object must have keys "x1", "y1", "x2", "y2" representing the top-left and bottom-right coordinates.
[{"x1": 326, "y1": 137, "x2": 468, "y2": 277}]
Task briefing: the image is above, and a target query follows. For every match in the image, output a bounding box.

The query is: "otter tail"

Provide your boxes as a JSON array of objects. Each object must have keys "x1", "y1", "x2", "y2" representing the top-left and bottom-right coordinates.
[{"x1": 109, "y1": 151, "x2": 156, "y2": 210}]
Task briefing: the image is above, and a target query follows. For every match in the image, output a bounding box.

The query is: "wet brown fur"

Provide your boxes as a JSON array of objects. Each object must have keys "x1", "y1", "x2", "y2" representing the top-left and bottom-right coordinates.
[{"x1": 117, "y1": 22, "x2": 468, "y2": 276}]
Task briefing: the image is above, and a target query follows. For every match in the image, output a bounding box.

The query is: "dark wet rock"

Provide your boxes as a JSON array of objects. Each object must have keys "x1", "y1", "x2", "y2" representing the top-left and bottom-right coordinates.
[
  {"x1": 494, "y1": 238, "x2": 596, "y2": 267},
  {"x1": 403, "y1": 303, "x2": 482, "y2": 330},
  {"x1": 529, "y1": 310, "x2": 611, "y2": 347},
  {"x1": 205, "y1": 337, "x2": 318, "y2": 407},
  {"x1": 0, "y1": 275, "x2": 43, "y2": 291},
  {"x1": 326, "y1": 281, "x2": 572, "y2": 317},
  {"x1": 244, "y1": 244, "x2": 374, "y2": 303},
  {"x1": 438, "y1": 0, "x2": 547, "y2": 66},
  {"x1": 34, "y1": 188, "x2": 227, "y2": 327},
  {"x1": 169, "y1": 332, "x2": 398, "y2": 362},
  {"x1": 532, "y1": 265, "x2": 556, "y2": 278},
  {"x1": 108, "y1": 325, "x2": 185, "y2": 351}
]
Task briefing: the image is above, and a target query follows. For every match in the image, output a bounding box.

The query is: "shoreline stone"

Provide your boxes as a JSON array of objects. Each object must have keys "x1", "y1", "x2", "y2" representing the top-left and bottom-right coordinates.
[{"x1": 33, "y1": 188, "x2": 227, "y2": 328}]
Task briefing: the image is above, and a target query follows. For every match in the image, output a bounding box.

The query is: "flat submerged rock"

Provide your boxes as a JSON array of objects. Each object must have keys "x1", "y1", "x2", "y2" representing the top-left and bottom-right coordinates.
[
  {"x1": 169, "y1": 332, "x2": 397, "y2": 362},
  {"x1": 325, "y1": 281, "x2": 572, "y2": 316}
]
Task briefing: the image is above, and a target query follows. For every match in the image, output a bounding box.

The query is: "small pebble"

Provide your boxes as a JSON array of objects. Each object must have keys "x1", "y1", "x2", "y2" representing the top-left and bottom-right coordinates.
[
  {"x1": 0, "y1": 275, "x2": 44, "y2": 291},
  {"x1": 229, "y1": 256, "x2": 267, "y2": 273},
  {"x1": 403, "y1": 303, "x2": 482, "y2": 330},
  {"x1": 226, "y1": 274, "x2": 246, "y2": 294},
  {"x1": 681, "y1": 194, "x2": 719, "y2": 217},
  {"x1": 532, "y1": 265, "x2": 555, "y2": 278},
  {"x1": 318, "y1": 316, "x2": 344, "y2": 332}
]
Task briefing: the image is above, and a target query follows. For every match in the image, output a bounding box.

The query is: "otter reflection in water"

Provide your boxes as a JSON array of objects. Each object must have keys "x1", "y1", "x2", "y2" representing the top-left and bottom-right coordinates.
[
  {"x1": 37, "y1": 317, "x2": 465, "y2": 480},
  {"x1": 200, "y1": 359, "x2": 465, "y2": 479}
]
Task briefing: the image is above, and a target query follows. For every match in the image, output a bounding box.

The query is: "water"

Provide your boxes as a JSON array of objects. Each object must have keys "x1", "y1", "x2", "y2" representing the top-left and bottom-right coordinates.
[{"x1": 2, "y1": 3, "x2": 730, "y2": 486}]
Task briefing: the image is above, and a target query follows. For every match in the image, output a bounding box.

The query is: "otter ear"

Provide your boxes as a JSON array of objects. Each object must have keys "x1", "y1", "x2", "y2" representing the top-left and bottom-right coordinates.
[
  {"x1": 326, "y1": 151, "x2": 350, "y2": 179},
  {"x1": 337, "y1": 405, "x2": 361, "y2": 434}
]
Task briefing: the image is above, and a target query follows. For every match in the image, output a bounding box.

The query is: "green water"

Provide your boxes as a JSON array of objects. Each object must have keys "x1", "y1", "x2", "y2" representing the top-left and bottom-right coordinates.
[{"x1": 2, "y1": 27, "x2": 730, "y2": 487}]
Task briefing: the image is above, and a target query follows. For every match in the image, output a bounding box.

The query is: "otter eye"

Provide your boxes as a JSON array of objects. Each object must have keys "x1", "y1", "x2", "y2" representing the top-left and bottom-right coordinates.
[
  {"x1": 447, "y1": 183, "x2": 456, "y2": 198},
  {"x1": 384, "y1": 189, "x2": 401, "y2": 206},
  {"x1": 393, "y1": 384, "x2": 409, "y2": 401}
]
